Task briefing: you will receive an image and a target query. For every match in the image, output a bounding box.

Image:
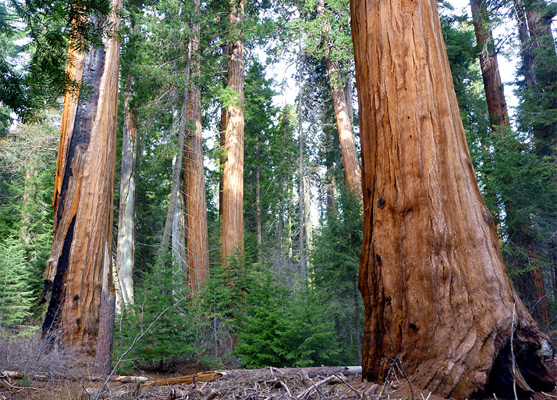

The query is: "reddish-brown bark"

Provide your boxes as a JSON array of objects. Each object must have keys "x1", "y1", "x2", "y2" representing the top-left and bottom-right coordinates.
[
  {"x1": 316, "y1": 0, "x2": 361, "y2": 197},
  {"x1": 470, "y1": 0, "x2": 510, "y2": 129},
  {"x1": 184, "y1": 4, "x2": 210, "y2": 295},
  {"x1": 350, "y1": 0, "x2": 555, "y2": 397},
  {"x1": 42, "y1": 2, "x2": 121, "y2": 355},
  {"x1": 221, "y1": 0, "x2": 245, "y2": 265}
]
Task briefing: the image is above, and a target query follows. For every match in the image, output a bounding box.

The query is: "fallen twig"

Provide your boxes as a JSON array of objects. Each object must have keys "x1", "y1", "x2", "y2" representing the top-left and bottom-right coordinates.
[{"x1": 297, "y1": 375, "x2": 336, "y2": 399}]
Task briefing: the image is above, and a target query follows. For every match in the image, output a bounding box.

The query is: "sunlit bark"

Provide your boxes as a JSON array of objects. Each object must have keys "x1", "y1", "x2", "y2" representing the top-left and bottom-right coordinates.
[
  {"x1": 221, "y1": 0, "x2": 245, "y2": 265},
  {"x1": 350, "y1": 0, "x2": 555, "y2": 397},
  {"x1": 184, "y1": 4, "x2": 210, "y2": 295},
  {"x1": 42, "y1": 1, "x2": 122, "y2": 358}
]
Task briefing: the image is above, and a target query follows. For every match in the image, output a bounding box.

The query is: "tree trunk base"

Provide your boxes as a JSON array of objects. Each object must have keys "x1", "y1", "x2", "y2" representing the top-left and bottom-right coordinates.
[{"x1": 480, "y1": 326, "x2": 555, "y2": 399}]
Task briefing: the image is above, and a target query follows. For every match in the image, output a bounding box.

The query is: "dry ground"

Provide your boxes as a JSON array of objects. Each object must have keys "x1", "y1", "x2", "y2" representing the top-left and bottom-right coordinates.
[{"x1": 1, "y1": 366, "x2": 556, "y2": 400}]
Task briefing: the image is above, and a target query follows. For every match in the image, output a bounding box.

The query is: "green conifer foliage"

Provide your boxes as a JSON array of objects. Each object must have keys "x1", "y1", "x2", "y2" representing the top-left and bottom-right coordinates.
[
  {"x1": 235, "y1": 269, "x2": 339, "y2": 368},
  {"x1": 0, "y1": 238, "x2": 34, "y2": 327},
  {"x1": 311, "y1": 187, "x2": 363, "y2": 364},
  {"x1": 0, "y1": 114, "x2": 58, "y2": 328},
  {"x1": 115, "y1": 257, "x2": 197, "y2": 368}
]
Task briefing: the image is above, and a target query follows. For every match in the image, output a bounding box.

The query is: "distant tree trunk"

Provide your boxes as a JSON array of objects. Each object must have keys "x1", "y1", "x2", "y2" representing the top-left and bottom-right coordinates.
[
  {"x1": 172, "y1": 190, "x2": 186, "y2": 272},
  {"x1": 184, "y1": 6, "x2": 210, "y2": 295},
  {"x1": 20, "y1": 167, "x2": 35, "y2": 246},
  {"x1": 255, "y1": 132, "x2": 263, "y2": 262},
  {"x1": 511, "y1": 0, "x2": 554, "y2": 325},
  {"x1": 42, "y1": 1, "x2": 121, "y2": 357},
  {"x1": 221, "y1": 0, "x2": 245, "y2": 265},
  {"x1": 298, "y1": 70, "x2": 306, "y2": 280},
  {"x1": 514, "y1": 0, "x2": 537, "y2": 88},
  {"x1": 93, "y1": 247, "x2": 116, "y2": 374},
  {"x1": 470, "y1": 0, "x2": 510, "y2": 129},
  {"x1": 159, "y1": 42, "x2": 191, "y2": 258},
  {"x1": 219, "y1": 107, "x2": 227, "y2": 221},
  {"x1": 350, "y1": 0, "x2": 555, "y2": 397},
  {"x1": 115, "y1": 80, "x2": 137, "y2": 311},
  {"x1": 323, "y1": 117, "x2": 337, "y2": 216},
  {"x1": 344, "y1": 74, "x2": 354, "y2": 126},
  {"x1": 219, "y1": 46, "x2": 229, "y2": 222},
  {"x1": 316, "y1": 0, "x2": 361, "y2": 197},
  {"x1": 514, "y1": 0, "x2": 557, "y2": 155}
]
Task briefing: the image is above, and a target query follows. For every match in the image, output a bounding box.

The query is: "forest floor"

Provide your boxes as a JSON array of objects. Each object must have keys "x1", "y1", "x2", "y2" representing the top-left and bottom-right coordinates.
[
  {"x1": 1, "y1": 364, "x2": 557, "y2": 400},
  {"x1": 1, "y1": 335, "x2": 556, "y2": 400},
  {"x1": 0, "y1": 366, "x2": 445, "y2": 400}
]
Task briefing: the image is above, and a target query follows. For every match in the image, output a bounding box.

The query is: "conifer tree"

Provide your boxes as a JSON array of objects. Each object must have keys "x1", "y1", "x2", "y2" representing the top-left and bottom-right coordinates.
[{"x1": 42, "y1": 0, "x2": 122, "y2": 365}]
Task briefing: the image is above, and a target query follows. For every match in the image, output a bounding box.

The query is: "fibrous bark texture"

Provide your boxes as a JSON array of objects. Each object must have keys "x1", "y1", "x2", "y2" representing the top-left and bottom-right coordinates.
[
  {"x1": 470, "y1": 0, "x2": 509, "y2": 130},
  {"x1": 316, "y1": 0, "x2": 361, "y2": 197},
  {"x1": 349, "y1": 0, "x2": 555, "y2": 397},
  {"x1": 43, "y1": 0, "x2": 121, "y2": 354},
  {"x1": 184, "y1": 6, "x2": 210, "y2": 295},
  {"x1": 221, "y1": 0, "x2": 245, "y2": 265}
]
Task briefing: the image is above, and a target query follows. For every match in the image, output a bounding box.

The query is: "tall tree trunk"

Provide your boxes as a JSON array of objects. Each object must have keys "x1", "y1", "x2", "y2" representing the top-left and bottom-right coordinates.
[
  {"x1": 159, "y1": 42, "x2": 192, "y2": 258},
  {"x1": 255, "y1": 132, "x2": 263, "y2": 262},
  {"x1": 470, "y1": 0, "x2": 510, "y2": 130},
  {"x1": 323, "y1": 115, "x2": 337, "y2": 216},
  {"x1": 20, "y1": 167, "x2": 35, "y2": 246},
  {"x1": 221, "y1": 0, "x2": 245, "y2": 265},
  {"x1": 42, "y1": 0, "x2": 121, "y2": 356},
  {"x1": 184, "y1": 6, "x2": 210, "y2": 296},
  {"x1": 350, "y1": 0, "x2": 555, "y2": 397},
  {"x1": 511, "y1": 0, "x2": 554, "y2": 325},
  {"x1": 514, "y1": 0, "x2": 557, "y2": 155},
  {"x1": 316, "y1": 0, "x2": 361, "y2": 196},
  {"x1": 172, "y1": 190, "x2": 186, "y2": 272},
  {"x1": 218, "y1": 107, "x2": 227, "y2": 221},
  {"x1": 298, "y1": 71, "x2": 306, "y2": 280},
  {"x1": 218, "y1": 46, "x2": 229, "y2": 222},
  {"x1": 115, "y1": 80, "x2": 137, "y2": 311}
]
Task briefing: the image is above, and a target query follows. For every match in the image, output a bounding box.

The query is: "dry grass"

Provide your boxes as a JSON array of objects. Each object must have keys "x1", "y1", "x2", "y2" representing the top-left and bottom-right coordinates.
[{"x1": 0, "y1": 330, "x2": 84, "y2": 378}]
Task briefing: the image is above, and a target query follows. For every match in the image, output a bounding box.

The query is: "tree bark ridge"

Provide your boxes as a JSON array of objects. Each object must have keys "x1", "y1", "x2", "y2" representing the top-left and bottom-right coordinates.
[{"x1": 349, "y1": 0, "x2": 554, "y2": 397}]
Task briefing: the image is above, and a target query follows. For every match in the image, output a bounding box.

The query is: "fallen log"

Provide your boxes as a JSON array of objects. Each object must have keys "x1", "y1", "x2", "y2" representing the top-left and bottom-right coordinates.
[
  {"x1": 0, "y1": 370, "x2": 148, "y2": 383},
  {"x1": 143, "y1": 371, "x2": 223, "y2": 387},
  {"x1": 1, "y1": 366, "x2": 362, "y2": 388}
]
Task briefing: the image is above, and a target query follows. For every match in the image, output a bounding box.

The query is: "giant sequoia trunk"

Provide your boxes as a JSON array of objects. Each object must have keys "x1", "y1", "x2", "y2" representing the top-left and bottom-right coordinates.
[
  {"x1": 350, "y1": 0, "x2": 555, "y2": 397},
  {"x1": 42, "y1": 1, "x2": 121, "y2": 357},
  {"x1": 221, "y1": 0, "x2": 245, "y2": 265},
  {"x1": 184, "y1": 5, "x2": 210, "y2": 295},
  {"x1": 316, "y1": 0, "x2": 361, "y2": 196}
]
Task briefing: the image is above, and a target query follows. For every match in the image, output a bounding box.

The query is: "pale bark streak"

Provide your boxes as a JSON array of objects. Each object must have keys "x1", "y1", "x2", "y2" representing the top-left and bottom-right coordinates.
[
  {"x1": 115, "y1": 80, "x2": 137, "y2": 310},
  {"x1": 159, "y1": 42, "x2": 192, "y2": 258}
]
